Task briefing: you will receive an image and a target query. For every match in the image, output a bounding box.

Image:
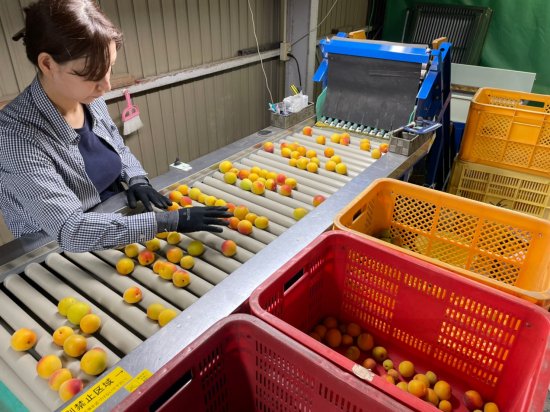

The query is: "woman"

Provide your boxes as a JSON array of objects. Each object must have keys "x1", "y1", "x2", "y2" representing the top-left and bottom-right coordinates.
[{"x1": 0, "y1": 0, "x2": 230, "y2": 252}]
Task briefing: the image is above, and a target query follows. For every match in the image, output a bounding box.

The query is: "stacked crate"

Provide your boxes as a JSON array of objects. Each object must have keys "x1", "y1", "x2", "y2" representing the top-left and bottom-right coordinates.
[{"x1": 448, "y1": 88, "x2": 550, "y2": 220}]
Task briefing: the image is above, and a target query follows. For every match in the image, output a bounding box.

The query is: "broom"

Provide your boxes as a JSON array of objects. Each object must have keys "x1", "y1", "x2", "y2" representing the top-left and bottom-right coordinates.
[{"x1": 122, "y1": 89, "x2": 143, "y2": 135}]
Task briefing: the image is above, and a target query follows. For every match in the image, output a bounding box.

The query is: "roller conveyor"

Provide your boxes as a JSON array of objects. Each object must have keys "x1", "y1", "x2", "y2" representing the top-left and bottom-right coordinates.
[{"x1": 0, "y1": 121, "x2": 431, "y2": 411}]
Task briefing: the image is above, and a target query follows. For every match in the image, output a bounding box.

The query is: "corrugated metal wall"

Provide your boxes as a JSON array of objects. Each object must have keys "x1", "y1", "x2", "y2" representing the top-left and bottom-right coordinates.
[{"x1": 0, "y1": 0, "x2": 368, "y2": 245}]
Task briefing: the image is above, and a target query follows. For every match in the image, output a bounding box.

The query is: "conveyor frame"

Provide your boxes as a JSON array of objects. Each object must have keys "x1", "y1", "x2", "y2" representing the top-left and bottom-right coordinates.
[{"x1": 0, "y1": 120, "x2": 431, "y2": 411}]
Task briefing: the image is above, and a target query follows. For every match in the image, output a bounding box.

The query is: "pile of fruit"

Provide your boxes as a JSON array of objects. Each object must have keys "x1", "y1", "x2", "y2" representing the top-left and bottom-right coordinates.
[{"x1": 308, "y1": 316, "x2": 500, "y2": 412}]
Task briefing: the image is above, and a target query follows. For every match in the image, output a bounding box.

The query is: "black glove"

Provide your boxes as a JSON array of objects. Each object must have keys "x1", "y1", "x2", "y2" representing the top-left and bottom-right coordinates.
[
  {"x1": 126, "y1": 183, "x2": 171, "y2": 212},
  {"x1": 177, "y1": 206, "x2": 232, "y2": 233}
]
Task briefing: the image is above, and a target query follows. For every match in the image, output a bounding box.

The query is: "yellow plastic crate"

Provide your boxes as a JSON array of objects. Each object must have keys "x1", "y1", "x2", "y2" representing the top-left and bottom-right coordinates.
[
  {"x1": 334, "y1": 178, "x2": 550, "y2": 307},
  {"x1": 459, "y1": 88, "x2": 550, "y2": 177},
  {"x1": 448, "y1": 160, "x2": 550, "y2": 220}
]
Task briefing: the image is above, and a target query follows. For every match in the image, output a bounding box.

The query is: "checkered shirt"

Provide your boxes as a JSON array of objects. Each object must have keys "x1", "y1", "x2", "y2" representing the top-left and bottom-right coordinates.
[{"x1": 0, "y1": 76, "x2": 157, "y2": 252}]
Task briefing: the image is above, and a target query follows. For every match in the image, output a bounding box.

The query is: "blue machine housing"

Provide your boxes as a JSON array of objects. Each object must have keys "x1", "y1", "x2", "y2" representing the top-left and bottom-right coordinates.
[{"x1": 314, "y1": 33, "x2": 453, "y2": 189}]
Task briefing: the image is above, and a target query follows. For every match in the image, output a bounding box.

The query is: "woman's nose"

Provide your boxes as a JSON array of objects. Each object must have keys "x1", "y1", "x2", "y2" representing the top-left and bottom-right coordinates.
[{"x1": 97, "y1": 74, "x2": 111, "y2": 92}]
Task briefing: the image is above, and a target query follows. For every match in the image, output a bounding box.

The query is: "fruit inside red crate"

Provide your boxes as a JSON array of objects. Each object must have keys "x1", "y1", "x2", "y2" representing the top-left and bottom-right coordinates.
[{"x1": 250, "y1": 231, "x2": 550, "y2": 412}]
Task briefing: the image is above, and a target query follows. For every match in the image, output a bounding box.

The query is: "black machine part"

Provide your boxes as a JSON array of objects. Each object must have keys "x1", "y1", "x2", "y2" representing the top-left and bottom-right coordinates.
[{"x1": 323, "y1": 54, "x2": 422, "y2": 131}]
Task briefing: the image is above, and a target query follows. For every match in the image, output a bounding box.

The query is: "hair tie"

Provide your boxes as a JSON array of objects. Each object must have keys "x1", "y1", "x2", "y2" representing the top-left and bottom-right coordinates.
[{"x1": 12, "y1": 28, "x2": 25, "y2": 42}]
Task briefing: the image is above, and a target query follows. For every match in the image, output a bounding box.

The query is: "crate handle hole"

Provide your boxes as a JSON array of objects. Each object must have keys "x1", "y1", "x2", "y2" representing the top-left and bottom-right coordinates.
[
  {"x1": 352, "y1": 209, "x2": 363, "y2": 223},
  {"x1": 519, "y1": 99, "x2": 545, "y2": 109},
  {"x1": 150, "y1": 369, "x2": 194, "y2": 411},
  {"x1": 284, "y1": 269, "x2": 304, "y2": 292}
]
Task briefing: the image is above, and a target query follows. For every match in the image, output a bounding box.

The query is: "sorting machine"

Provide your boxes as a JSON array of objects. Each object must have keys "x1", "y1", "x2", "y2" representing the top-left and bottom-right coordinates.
[{"x1": 0, "y1": 37, "x2": 451, "y2": 412}]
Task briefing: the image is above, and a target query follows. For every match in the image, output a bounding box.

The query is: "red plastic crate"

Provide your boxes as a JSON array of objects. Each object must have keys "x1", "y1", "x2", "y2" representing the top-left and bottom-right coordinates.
[
  {"x1": 114, "y1": 314, "x2": 410, "y2": 412},
  {"x1": 249, "y1": 231, "x2": 550, "y2": 412}
]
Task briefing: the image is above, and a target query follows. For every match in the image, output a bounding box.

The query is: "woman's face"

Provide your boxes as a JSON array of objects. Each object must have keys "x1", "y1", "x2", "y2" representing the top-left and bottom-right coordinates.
[{"x1": 51, "y1": 40, "x2": 117, "y2": 104}]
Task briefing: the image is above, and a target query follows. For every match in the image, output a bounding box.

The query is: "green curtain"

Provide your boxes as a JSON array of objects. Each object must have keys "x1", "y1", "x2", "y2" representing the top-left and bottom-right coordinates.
[{"x1": 382, "y1": 0, "x2": 550, "y2": 94}]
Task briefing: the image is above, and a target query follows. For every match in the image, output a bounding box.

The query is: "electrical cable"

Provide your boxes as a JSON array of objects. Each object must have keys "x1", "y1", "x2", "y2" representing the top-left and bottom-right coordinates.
[
  {"x1": 290, "y1": 0, "x2": 340, "y2": 47},
  {"x1": 367, "y1": 0, "x2": 376, "y2": 38},
  {"x1": 287, "y1": 53, "x2": 302, "y2": 90},
  {"x1": 247, "y1": 0, "x2": 274, "y2": 104}
]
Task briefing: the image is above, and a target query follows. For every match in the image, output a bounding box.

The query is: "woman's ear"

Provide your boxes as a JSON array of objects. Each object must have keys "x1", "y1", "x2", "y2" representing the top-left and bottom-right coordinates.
[{"x1": 37, "y1": 52, "x2": 56, "y2": 76}]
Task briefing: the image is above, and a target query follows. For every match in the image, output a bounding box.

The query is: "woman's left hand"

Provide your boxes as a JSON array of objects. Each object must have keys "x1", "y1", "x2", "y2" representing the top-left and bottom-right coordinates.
[{"x1": 126, "y1": 183, "x2": 171, "y2": 212}]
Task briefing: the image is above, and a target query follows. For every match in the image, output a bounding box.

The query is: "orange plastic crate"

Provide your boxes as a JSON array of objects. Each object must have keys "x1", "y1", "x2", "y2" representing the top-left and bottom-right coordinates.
[
  {"x1": 114, "y1": 314, "x2": 408, "y2": 412},
  {"x1": 249, "y1": 231, "x2": 550, "y2": 412},
  {"x1": 448, "y1": 159, "x2": 550, "y2": 220},
  {"x1": 333, "y1": 178, "x2": 550, "y2": 307},
  {"x1": 459, "y1": 87, "x2": 550, "y2": 177}
]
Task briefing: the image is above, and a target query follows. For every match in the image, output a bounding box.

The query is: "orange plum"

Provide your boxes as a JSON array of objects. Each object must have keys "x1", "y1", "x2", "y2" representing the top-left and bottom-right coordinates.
[
  {"x1": 172, "y1": 270, "x2": 191, "y2": 288},
  {"x1": 57, "y1": 296, "x2": 77, "y2": 317},
  {"x1": 188, "y1": 187, "x2": 201, "y2": 200},
  {"x1": 63, "y1": 334, "x2": 87, "y2": 358},
  {"x1": 251, "y1": 180, "x2": 265, "y2": 195},
  {"x1": 224, "y1": 171, "x2": 237, "y2": 184},
  {"x1": 80, "y1": 347, "x2": 108, "y2": 376},
  {"x1": 179, "y1": 196, "x2": 193, "y2": 206},
  {"x1": 80, "y1": 313, "x2": 101, "y2": 334},
  {"x1": 312, "y1": 195, "x2": 326, "y2": 207},
  {"x1": 233, "y1": 205, "x2": 249, "y2": 220},
  {"x1": 137, "y1": 249, "x2": 156, "y2": 266},
  {"x1": 254, "y1": 216, "x2": 269, "y2": 229},
  {"x1": 278, "y1": 184, "x2": 292, "y2": 197},
  {"x1": 67, "y1": 302, "x2": 91, "y2": 326},
  {"x1": 237, "y1": 169, "x2": 250, "y2": 180},
  {"x1": 302, "y1": 126, "x2": 313, "y2": 136},
  {"x1": 262, "y1": 141, "x2": 274, "y2": 153},
  {"x1": 463, "y1": 390, "x2": 483, "y2": 410},
  {"x1": 275, "y1": 173, "x2": 287, "y2": 185},
  {"x1": 158, "y1": 309, "x2": 178, "y2": 327},
  {"x1": 221, "y1": 240, "x2": 237, "y2": 257},
  {"x1": 330, "y1": 133, "x2": 341, "y2": 143},
  {"x1": 284, "y1": 177, "x2": 297, "y2": 189},
  {"x1": 187, "y1": 240, "x2": 205, "y2": 257},
  {"x1": 218, "y1": 160, "x2": 233, "y2": 173},
  {"x1": 52, "y1": 326, "x2": 74, "y2": 346},
  {"x1": 204, "y1": 195, "x2": 217, "y2": 206},
  {"x1": 180, "y1": 255, "x2": 195, "y2": 269},
  {"x1": 145, "y1": 238, "x2": 161, "y2": 251},
  {"x1": 166, "y1": 231, "x2": 181, "y2": 245},
  {"x1": 335, "y1": 163, "x2": 347, "y2": 175},
  {"x1": 116, "y1": 257, "x2": 135, "y2": 275},
  {"x1": 228, "y1": 217, "x2": 240, "y2": 230},
  {"x1": 245, "y1": 213, "x2": 258, "y2": 224},
  {"x1": 166, "y1": 246, "x2": 184, "y2": 263},
  {"x1": 239, "y1": 178, "x2": 252, "y2": 191},
  {"x1": 168, "y1": 190, "x2": 183, "y2": 203},
  {"x1": 293, "y1": 207, "x2": 308, "y2": 220},
  {"x1": 237, "y1": 220, "x2": 253, "y2": 235},
  {"x1": 315, "y1": 135, "x2": 326, "y2": 145},
  {"x1": 306, "y1": 162, "x2": 318, "y2": 173},
  {"x1": 59, "y1": 378, "x2": 84, "y2": 402},
  {"x1": 36, "y1": 354, "x2": 63, "y2": 379},
  {"x1": 340, "y1": 135, "x2": 350, "y2": 145},
  {"x1": 226, "y1": 202, "x2": 236, "y2": 214},
  {"x1": 379, "y1": 143, "x2": 389, "y2": 153},
  {"x1": 264, "y1": 179, "x2": 277, "y2": 191},
  {"x1": 158, "y1": 262, "x2": 178, "y2": 280},
  {"x1": 147, "y1": 303, "x2": 165, "y2": 321},
  {"x1": 152, "y1": 260, "x2": 164, "y2": 274},
  {"x1": 48, "y1": 368, "x2": 72, "y2": 391},
  {"x1": 176, "y1": 184, "x2": 189, "y2": 195},
  {"x1": 124, "y1": 243, "x2": 140, "y2": 258},
  {"x1": 123, "y1": 286, "x2": 143, "y2": 303}
]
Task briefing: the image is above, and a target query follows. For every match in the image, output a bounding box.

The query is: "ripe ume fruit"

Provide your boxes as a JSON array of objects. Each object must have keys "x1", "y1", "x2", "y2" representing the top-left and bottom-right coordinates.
[{"x1": 10, "y1": 328, "x2": 37, "y2": 351}]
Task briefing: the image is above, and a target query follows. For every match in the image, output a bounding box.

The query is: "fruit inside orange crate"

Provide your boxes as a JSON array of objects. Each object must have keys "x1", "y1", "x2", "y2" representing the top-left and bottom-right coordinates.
[{"x1": 250, "y1": 231, "x2": 550, "y2": 412}]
